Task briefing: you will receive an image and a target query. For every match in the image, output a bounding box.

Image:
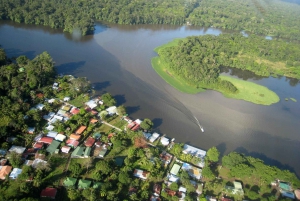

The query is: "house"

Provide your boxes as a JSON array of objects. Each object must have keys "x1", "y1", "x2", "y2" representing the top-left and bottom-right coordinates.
[
  {"x1": 62, "y1": 105, "x2": 72, "y2": 111},
  {"x1": 28, "y1": 127, "x2": 35, "y2": 134},
  {"x1": 78, "y1": 179, "x2": 92, "y2": 189},
  {"x1": 35, "y1": 103, "x2": 45, "y2": 110},
  {"x1": 61, "y1": 146, "x2": 71, "y2": 153},
  {"x1": 47, "y1": 98, "x2": 56, "y2": 104},
  {"x1": 182, "y1": 162, "x2": 202, "y2": 180},
  {"x1": 149, "y1": 132, "x2": 160, "y2": 143},
  {"x1": 46, "y1": 131, "x2": 58, "y2": 138},
  {"x1": 0, "y1": 166, "x2": 12, "y2": 180},
  {"x1": 90, "y1": 118, "x2": 98, "y2": 124},
  {"x1": 165, "y1": 189, "x2": 177, "y2": 196},
  {"x1": 170, "y1": 164, "x2": 181, "y2": 176},
  {"x1": 55, "y1": 134, "x2": 66, "y2": 142},
  {"x1": 160, "y1": 151, "x2": 173, "y2": 166},
  {"x1": 35, "y1": 153, "x2": 46, "y2": 160},
  {"x1": 127, "y1": 122, "x2": 136, "y2": 129},
  {"x1": 75, "y1": 126, "x2": 87, "y2": 135},
  {"x1": 85, "y1": 100, "x2": 98, "y2": 109},
  {"x1": 43, "y1": 112, "x2": 55, "y2": 121},
  {"x1": 84, "y1": 137, "x2": 96, "y2": 147},
  {"x1": 24, "y1": 160, "x2": 34, "y2": 166},
  {"x1": 33, "y1": 142, "x2": 44, "y2": 149},
  {"x1": 150, "y1": 195, "x2": 161, "y2": 201},
  {"x1": 182, "y1": 144, "x2": 206, "y2": 168},
  {"x1": 69, "y1": 134, "x2": 81, "y2": 141},
  {"x1": 45, "y1": 124, "x2": 54, "y2": 131},
  {"x1": 63, "y1": 97, "x2": 71, "y2": 102},
  {"x1": 70, "y1": 107, "x2": 80, "y2": 115},
  {"x1": 93, "y1": 132, "x2": 101, "y2": 140},
  {"x1": 167, "y1": 173, "x2": 179, "y2": 182},
  {"x1": 40, "y1": 187, "x2": 57, "y2": 199},
  {"x1": 295, "y1": 189, "x2": 300, "y2": 200},
  {"x1": 98, "y1": 148, "x2": 107, "y2": 158},
  {"x1": 143, "y1": 132, "x2": 152, "y2": 139},
  {"x1": 71, "y1": 146, "x2": 85, "y2": 158},
  {"x1": 63, "y1": 177, "x2": 77, "y2": 188},
  {"x1": 160, "y1": 137, "x2": 170, "y2": 146},
  {"x1": 131, "y1": 119, "x2": 142, "y2": 131},
  {"x1": 46, "y1": 140, "x2": 61, "y2": 154},
  {"x1": 36, "y1": 93, "x2": 44, "y2": 99},
  {"x1": 92, "y1": 182, "x2": 103, "y2": 189},
  {"x1": 32, "y1": 159, "x2": 47, "y2": 169},
  {"x1": 0, "y1": 159, "x2": 7, "y2": 166},
  {"x1": 206, "y1": 195, "x2": 217, "y2": 201},
  {"x1": 133, "y1": 169, "x2": 149, "y2": 180},
  {"x1": 9, "y1": 168, "x2": 22, "y2": 179},
  {"x1": 106, "y1": 106, "x2": 117, "y2": 115},
  {"x1": 38, "y1": 137, "x2": 53, "y2": 144},
  {"x1": 52, "y1": 82, "x2": 59, "y2": 89},
  {"x1": 9, "y1": 146, "x2": 26, "y2": 154},
  {"x1": 225, "y1": 181, "x2": 244, "y2": 195},
  {"x1": 66, "y1": 139, "x2": 79, "y2": 148},
  {"x1": 84, "y1": 147, "x2": 91, "y2": 158}
]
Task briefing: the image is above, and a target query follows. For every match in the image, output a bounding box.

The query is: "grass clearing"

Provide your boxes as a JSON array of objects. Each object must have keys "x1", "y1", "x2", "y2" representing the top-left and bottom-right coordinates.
[
  {"x1": 219, "y1": 76, "x2": 280, "y2": 105},
  {"x1": 69, "y1": 94, "x2": 89, "y2": 107}
]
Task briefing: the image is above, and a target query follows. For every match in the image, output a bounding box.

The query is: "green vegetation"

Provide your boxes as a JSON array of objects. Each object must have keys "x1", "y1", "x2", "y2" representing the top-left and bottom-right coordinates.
[
  {"x1": 0, "y1": 50, "x2": 299, "y2": 200},
  {"x1": 219, "y1": 76, "x2": 280, "y2": 105},
  {"x1": 1, "y1": 0, "x2": 300, "y2": 39},
  {"x1": 290, "y1": 97, "x2": 297, "y2": 102},
  {"x1": 153, "y1": 37, "x2": 280, "y2": 105}
]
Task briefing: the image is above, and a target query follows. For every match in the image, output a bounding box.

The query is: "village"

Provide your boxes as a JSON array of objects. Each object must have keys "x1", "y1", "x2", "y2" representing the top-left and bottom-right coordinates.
[{"x1": 0, "y1": 75, "x2": 299, "y2": 201}]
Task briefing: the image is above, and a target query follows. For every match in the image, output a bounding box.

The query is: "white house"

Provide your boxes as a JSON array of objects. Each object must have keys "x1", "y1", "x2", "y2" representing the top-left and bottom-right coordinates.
[
  {"x1": 182, "y1": 144, "x2": 206, "y2": 168},
  {"x1": 46, "y1": 131, "x2": 58, "y2": 138},
  {"x1": 160, "y1": 137, "x2": 170, "y2": 146},
  {"x1": 133, "y1": 169, "x2": 150, "y2": 180},
  {"x1": 8, "y1": 146, "x2": 26, "y2": 154},
  {"x1": 106, "y1": 106, "x2": 117, "y2": 116},
  {"x1": 35, "y1": 103, "x2": 45, "y2": 110},
  {"x1": 52, "y1": 83, "x2": 59, "y2": 90},
  {"x1": 149, "y1": 133, "x2": 160, "y2": 143},
  {"x1": 85, "y1": 100, "x2": 97, "y2": 109},
  {"x1": 55, "y1": 134, "x2": 66, "y2": 142},
  {"x1": 63, "y1": 97, "x2": 71, "y2": 102},
  {"x1": 9, "y1": 168, "x2": 22, "y2": 179}
]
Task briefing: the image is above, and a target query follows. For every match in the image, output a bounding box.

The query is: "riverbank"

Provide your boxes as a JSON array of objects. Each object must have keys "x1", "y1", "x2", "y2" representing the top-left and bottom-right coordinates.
[{"x1": 152, "y1": 39, "x2": 280, "y2": 105}]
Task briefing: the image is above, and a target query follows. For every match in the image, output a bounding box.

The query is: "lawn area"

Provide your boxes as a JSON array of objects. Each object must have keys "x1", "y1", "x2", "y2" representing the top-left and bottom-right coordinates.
[
  {"x1": 68, "y1": 94, "x2": 89, "y2": 107},
  {"x1": 219, "y1": 76, "x2": 280, "y2": 105}
]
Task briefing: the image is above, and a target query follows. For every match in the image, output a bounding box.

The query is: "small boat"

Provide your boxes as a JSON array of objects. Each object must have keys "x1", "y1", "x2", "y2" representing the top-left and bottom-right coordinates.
[{"x1": 200, "y1": 126, "x2": 204, "y2": 132}]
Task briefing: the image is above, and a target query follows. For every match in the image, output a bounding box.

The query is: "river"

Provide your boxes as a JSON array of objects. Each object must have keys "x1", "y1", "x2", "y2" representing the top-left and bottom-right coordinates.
[{"x1": 0, "y1": 21, "x2": 299, "y2": 176}]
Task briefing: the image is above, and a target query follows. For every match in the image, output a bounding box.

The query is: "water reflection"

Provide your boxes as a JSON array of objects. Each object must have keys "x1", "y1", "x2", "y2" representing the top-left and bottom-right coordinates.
[{"x1": 220, "y1": 66, "x2": 300, "y2": 87}]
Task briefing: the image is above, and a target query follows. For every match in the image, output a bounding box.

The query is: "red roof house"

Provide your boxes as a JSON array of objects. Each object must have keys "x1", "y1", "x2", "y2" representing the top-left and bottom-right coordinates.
[
  {"x1": 40, "y1": 187, "x2": 57, "y2": 199},
  {"x1": 33, "y1": 142, "x2": 44, "y2": 149},
  {"x1": 70, "y1": 107, "x2": 80, "y2": 115},
  {"x1": 127, "y1": 122, "x2": 136, "y2": 129},
  {"x1": 38, "y1": 137, "x2": 53, "y2": 144},
  {"x1": 75, "y1": 126, "x2": 87, "y2": 135},
  {"x1": 84, "y1": 137, "x2": 96, "y2": 147},
  {"x1": 131, "y1": 124, "x2": 140, "y2": 131},
  {"x1": 66, "y1": 139, "x2": 79, "y2": 148}
]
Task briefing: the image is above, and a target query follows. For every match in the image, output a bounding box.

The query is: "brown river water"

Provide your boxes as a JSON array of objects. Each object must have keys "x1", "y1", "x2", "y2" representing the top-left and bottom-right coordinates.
[{"x1": 0, "y1": 21, "x2": 299, "y2": 176}]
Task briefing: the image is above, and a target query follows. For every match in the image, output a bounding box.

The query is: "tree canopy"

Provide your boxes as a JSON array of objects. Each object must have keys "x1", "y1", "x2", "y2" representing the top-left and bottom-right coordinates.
[{"x1": 0, "y1": 0, "x2": 300, "y2": 39}]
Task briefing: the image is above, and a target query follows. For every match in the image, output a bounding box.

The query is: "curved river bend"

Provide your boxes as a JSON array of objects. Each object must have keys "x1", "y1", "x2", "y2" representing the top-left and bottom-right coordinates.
[{"x1": 0, "y1": 21, "x2": 299, "y2": 176}]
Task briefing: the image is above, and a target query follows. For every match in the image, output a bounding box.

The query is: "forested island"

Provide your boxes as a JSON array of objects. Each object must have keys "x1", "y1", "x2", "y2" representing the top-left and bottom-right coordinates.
[
  {"x1": 0, "y1": 0, "x2": 300, "y2": 39},
  {"x1": 0, "y1": 49, "x2": 299, "y2": 201},
  {"x1": 151, "y1": 33, "x2": 300, "y2": 105}
]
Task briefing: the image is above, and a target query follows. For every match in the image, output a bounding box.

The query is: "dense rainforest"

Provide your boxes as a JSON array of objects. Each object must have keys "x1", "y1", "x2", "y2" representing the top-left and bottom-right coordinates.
[
  {"x1": 0, "y1": 49, "x2": 56, "y2": 138},
  {"x1": 0, "y1": 0, "x2": 300, "y2": 39},
  {"x1": 156, "y1": 34, "x2": 300, "y2": 90}
]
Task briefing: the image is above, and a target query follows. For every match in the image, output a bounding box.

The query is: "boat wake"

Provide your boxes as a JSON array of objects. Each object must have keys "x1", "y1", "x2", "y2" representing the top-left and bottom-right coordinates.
[{"x1": 194, "y1": 115, "x2": 204, "y2": 132}]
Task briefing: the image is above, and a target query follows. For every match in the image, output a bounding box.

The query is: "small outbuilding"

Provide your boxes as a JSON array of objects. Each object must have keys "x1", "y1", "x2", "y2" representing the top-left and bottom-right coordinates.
[
  {"x1": 9, "y1": 168, "x2": 22, "y2": 179},
  {"x1": 40, "y1": 187, "x2": 57, "y2": 199}
]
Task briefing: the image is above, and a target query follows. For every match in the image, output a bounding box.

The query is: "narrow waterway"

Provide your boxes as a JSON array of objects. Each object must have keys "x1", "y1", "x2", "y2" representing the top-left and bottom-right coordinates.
[{"x1": 0, "y1": 21, "x2": 299, "y2": 176}]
